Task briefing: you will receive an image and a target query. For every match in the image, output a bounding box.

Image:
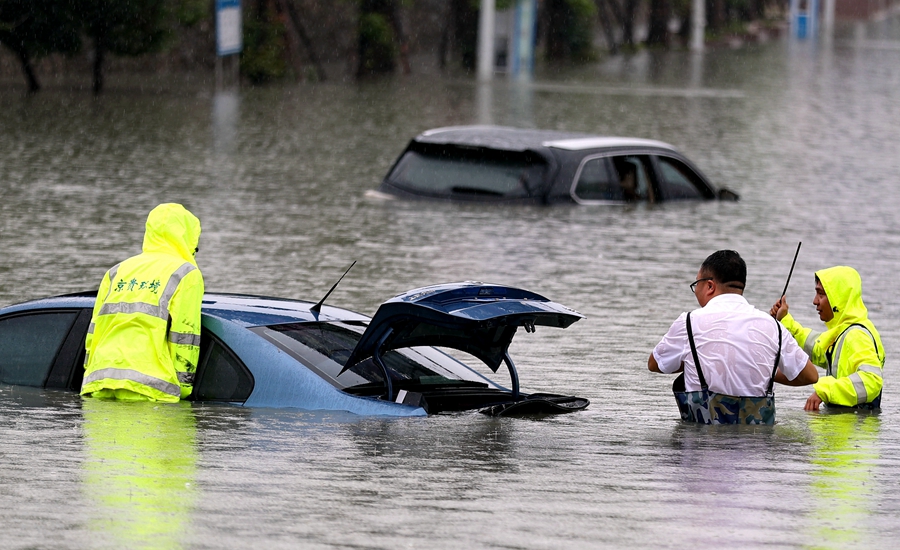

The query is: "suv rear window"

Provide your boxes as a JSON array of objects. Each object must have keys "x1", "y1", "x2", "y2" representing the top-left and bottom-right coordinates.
[{"x1": 385, "y1": 146, "x2": 546, "y2": 199}]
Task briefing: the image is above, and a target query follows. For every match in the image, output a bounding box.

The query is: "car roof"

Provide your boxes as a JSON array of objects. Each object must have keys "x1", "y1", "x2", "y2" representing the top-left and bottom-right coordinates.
[
  {"x1": 544, "y1": 136, "x2": 677, "y2": 151},
  {"x1": 0, "y1": 291, "x2": 369, "y2": 328},
  {"x1": 200, "y1": 293, "x2": 370, "y2": 326},
  {"x1": 415, "y1": 125, "x2": 678, "y2": 153}
]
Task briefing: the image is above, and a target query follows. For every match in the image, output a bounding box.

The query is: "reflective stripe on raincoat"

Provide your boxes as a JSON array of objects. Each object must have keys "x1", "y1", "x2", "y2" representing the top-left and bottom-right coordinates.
[
  {"x1": 780, "y1": 266, "x2": 884, "y2": 407},
  {"x1": 82, "y1": 203, "x2": 204, "y2": 402}
]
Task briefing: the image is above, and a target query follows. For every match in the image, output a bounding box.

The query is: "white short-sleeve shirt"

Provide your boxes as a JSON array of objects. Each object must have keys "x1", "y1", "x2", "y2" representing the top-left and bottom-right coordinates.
[{"x1": 652, "y1": 294, "x2": 810, "y2": 396}]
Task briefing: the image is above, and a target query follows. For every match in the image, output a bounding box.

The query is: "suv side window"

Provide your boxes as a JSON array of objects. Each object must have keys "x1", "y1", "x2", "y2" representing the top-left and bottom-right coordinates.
[
  {"x1": 192, "y1": 332, "x2": 254, "y2": 402},
  {"x1": 573, "y1": 157, "x2": 621, "y2": 201},
  {"x1": 655, "y1": 157, "x2": 705, "y2": 200},
  {"x1": 611, "y1": 156, "x2": 653, "y2": 202},
  {"x1": 572, "y1": 155, "x2": 654, "y2": 202},
  {"x1": 0, "y1": 312, "x2": 78, "y2": 386}
]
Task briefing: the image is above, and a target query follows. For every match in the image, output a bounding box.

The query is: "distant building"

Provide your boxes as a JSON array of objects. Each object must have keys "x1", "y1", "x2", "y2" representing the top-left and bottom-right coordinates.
[{"x1": 836, "y1": 0, "x2": 898, "y2": 19}]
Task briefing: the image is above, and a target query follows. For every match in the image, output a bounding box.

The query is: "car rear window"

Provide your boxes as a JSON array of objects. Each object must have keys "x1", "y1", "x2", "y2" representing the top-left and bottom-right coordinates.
[
  {"x1": 254, "y1": 321, "x2": 494, "y2": 391},
  {"x1": 385, "y1": 147, "x2": 546, "y2": 199}
]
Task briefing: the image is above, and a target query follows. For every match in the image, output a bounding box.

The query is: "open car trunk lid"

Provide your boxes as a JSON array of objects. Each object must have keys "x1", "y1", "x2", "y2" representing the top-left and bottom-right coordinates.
[{"x1": 342, "y1": 282, "x2": 583, "y2": 375}]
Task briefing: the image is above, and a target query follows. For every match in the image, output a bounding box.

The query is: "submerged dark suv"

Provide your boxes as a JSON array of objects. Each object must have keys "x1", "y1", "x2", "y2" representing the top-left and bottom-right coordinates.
[{"x1": 373, "y1": 125, "x2": 738, "y2": 205}]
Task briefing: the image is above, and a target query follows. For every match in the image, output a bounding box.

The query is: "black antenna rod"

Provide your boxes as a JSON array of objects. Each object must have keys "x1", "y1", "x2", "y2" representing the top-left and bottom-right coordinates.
[
  {"x1": 781, "y1": 242, "x2": 801, "y2": 298},
  {"x1": 311, "y1": 261, "x2": 357, "y2": 314}
]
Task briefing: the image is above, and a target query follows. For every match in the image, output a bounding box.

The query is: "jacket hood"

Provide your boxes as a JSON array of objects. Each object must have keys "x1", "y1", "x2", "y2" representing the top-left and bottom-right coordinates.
[
  {"x1": 141, "y1": 203, "x2": 201, "y2": 265},
  {"x1": 817, "y1": 266, "x2": 866, "y2": 329}
]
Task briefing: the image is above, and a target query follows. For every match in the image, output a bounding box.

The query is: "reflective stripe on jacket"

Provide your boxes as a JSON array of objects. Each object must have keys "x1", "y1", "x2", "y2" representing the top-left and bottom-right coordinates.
[
  {"x1": 83, "y1": 203, "x2": 204, "y2": 402},
  {"x1": 780, "y1": 266, "x2": 884, "y2": 407}
]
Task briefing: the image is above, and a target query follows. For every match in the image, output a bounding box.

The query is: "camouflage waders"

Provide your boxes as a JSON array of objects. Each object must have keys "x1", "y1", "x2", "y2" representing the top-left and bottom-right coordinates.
[{"x1": 672, "y1": 312, "x2": 782, "y2": 425}]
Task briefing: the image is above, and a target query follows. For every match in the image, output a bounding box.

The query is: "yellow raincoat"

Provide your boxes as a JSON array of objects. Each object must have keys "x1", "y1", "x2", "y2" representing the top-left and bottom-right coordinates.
[
  {"x1": 780, "y1": 266, "x2": 884, "y2": 407},
  {"x1": 82, "y1": 203, "x2": 204, "y2": 402}
]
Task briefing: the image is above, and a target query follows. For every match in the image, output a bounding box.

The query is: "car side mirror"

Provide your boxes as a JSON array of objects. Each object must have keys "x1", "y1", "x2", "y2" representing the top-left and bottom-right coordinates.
[{"x1": 717, "y1": 188, "x2": 740, "y2": 201}]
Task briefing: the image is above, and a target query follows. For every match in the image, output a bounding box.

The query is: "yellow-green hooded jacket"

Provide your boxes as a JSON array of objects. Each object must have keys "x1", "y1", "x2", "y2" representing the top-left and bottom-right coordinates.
[
  {"x1": 780, "y1": 266, "x2": 884, "y2": 407},
  {"x1": 82, "y1": 203, "x2": 204, "y2": 402}
]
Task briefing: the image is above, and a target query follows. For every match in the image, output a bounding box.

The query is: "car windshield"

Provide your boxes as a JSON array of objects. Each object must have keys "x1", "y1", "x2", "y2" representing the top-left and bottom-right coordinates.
[
  {"x1": 253, "y1": 321, "x2": 497, "y2": 391},
  {"x1": 386, "y1": 148, "x2": 546, "y2": 198}
]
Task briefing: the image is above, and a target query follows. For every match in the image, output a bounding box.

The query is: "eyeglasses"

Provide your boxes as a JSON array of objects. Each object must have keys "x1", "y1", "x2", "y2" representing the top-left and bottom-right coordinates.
[{"x1": 690, "y1": 278, "x2": 713, "y2": 292}]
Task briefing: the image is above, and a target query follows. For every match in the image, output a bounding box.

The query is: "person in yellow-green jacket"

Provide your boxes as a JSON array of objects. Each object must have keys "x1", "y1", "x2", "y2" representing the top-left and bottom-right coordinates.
[
  {"x1": 82, "y1": 203, "x2": 204, "y2": 403},
  {"x1": 771, "y1": 266, "x2": 884, "y2": 411}
]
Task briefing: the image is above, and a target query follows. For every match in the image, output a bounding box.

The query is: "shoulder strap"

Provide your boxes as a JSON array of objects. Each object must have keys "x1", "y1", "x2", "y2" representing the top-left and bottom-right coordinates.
[
  {"x1": 828, "y1": 323, "x2": 881, "y2": 372},
  {"x1": 685, "y1": 312, "x2": 708, "y2": 391},
  {"x1": 766, "y1": 317, "x2": 783, "y2": 397},
  {"x1": 846, "y1": 323, "x2": 879, "y2": 357}
]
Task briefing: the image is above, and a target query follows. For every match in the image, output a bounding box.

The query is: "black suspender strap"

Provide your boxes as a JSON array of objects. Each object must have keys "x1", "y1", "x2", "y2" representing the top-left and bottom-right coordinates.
[
  {"x1": 825, "y1": 323, "x2": 879, "y2": 374},
  {"x1": 688, "y1": 312, "x2": 783, "y2": 396},
  {"x1": 685, "y1": 312, "x2": 708, "y2": 391},
  {"x1": 766, "y1": 317, "x2": 783, "y2": 397}
]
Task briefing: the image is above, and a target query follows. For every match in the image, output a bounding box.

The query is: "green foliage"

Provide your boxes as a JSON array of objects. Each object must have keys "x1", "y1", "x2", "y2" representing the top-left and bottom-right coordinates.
[
  {"x1": 565, "y1": 0, "x2": 597, "y2": 60},
  {"x1": 0, "y1": 0, "x2": 81, "y2": 57},
  {"x1": 240, "y1": 7, "x2": 287, "y2": 85},
  {"x1": 358, "y1": 12, "x2": 396, "y2": 74},
  {"x1": 671, "y1": 0, "x2": 692, "y2": 17},
  {"x1": 471, "y1": 0, "x2": 515, "y2": 10},
  {"x1": 546, "y1": 0, "x2": 597, "y2": 62},
  {"x1": 81, "y1": 0, "x2": 173, "y2": 56},
  {"x1": 173, "y1": 0, "x2": 208, "y2": 27}
]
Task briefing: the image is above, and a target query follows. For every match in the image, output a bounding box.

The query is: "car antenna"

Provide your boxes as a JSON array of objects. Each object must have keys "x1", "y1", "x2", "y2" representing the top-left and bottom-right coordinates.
[{"x1": 310, "y1": 261, "x2": 357, "y2": 316}]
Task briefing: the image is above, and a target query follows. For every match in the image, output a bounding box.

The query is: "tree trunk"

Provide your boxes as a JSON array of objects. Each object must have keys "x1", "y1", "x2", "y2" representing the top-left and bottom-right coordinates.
[
  {"x1": 280, "y1": 0, "x2": 327, "y2": 80},
  {"x1": 753, "y1": 0, "x2": 766, "y2": 18},
  {"x1": 544, "y1": 0, "x2": 569, "y2": 59},
  {"x1": 438, "y1": 1, "x2": 452, "y2": 69},
  {"x1": 357, "y1": 0, "x2": 398, "y2": 77},
  {"x1": 15, "y1": 48, "x2": 40, "y2": 93},
  {"x1": 595, "y1": 0, "x2": 619, "y2": 54},
  {"x1": 387, "y1": 4, "x2": 411, "y2": 75},
  {"x1": 451, "y1": 0, "x2": 478, "y2": 70},
  {"x1": 646, "y1": 0, "x2": 671, "y2": 46},
  {"x1": 707, "y1": 0, "x2": 726, "y2": 31},
  {"x1": 622, "y1": 0, "x2": 638, "y2": 46},
  {"x1": 93, "y1": 38, "x2": 105, "y2": 95}
]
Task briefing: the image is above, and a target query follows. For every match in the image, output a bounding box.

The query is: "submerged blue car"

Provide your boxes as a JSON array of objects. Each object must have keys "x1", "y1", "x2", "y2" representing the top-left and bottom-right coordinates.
[{"x1": 0, "y1": 282, "x2": 588, "y2": 417}]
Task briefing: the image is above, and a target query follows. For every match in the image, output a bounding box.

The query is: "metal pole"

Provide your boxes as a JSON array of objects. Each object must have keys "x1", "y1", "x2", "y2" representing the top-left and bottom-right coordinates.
[
  {"x1": 511, "y1": 0, "x2": 536, "y2": 79},
  {"x1": 478, "y1": 0, "x2": 496, "y2": 81},
  {"x1": 690, "y1": 0, "x2": 705, "y2": 52},
  {"x1": 823, "y1": 0, "x2": 835, "y2": 39},
  {"x1": 811, "y1": 0, "x2": 819, "y2": 37}
]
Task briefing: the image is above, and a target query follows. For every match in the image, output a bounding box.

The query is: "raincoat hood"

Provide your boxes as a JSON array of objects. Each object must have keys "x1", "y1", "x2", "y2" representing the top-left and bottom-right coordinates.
[
  {"x1": 817, "y1": 266, "x2": 867, "y2": 330},
  {"x1": 141, "y1": 203, "x2": 201, "y2": 265}
]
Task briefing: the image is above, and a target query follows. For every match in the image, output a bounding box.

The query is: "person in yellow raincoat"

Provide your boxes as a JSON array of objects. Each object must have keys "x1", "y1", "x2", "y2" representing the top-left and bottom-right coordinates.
[
  {"x1": 771, "y1": 266, "x2": 884, "y2": 411},
  {"x1": 82, "y1": 203, "x2": 204, "y2": 402}
]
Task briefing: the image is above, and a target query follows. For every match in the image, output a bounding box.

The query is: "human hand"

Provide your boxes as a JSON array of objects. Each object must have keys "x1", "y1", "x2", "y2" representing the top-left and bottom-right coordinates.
[
  {"x1": 770, "y1": 296, "x2": 789, "y2": 320},
  {"x1": 804, "y1": 391, "x2": 823, "y2": 411}
]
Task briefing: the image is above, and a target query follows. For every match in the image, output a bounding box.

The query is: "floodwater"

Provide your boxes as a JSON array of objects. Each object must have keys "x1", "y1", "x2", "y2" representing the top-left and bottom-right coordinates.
[{"x1": 3, "y1": 15, "x2": 900, "y2": 549}]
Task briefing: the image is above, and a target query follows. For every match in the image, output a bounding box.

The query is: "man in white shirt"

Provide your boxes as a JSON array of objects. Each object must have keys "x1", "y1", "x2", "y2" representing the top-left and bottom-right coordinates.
[{"x1": 649, "y1": 250, "x2": 818, "y2": 423}]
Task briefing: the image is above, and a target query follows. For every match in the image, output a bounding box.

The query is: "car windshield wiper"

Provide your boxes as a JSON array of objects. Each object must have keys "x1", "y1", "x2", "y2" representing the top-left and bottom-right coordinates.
[{"x1": 450, "y1": 186, "x2": 505, "y2": 197}]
